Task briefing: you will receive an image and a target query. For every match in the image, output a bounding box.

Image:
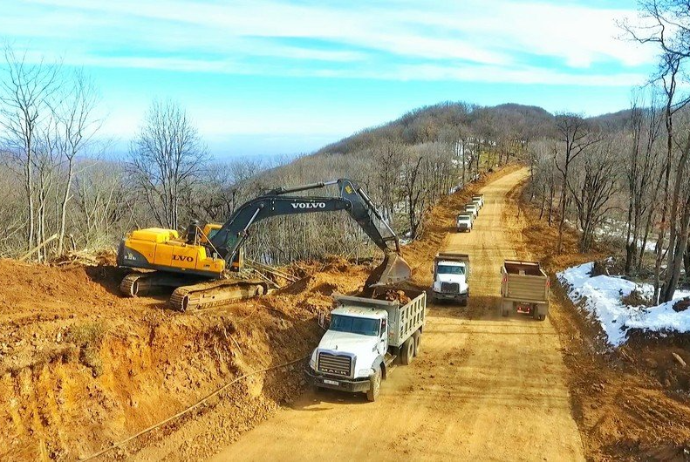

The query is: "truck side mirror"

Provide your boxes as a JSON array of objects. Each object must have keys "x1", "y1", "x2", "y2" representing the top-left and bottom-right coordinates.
[
  {"x1": 381, "y1": 319, "x2": 387, "y2": 333},
  {"x1": 318, "y1": 312, "x2": 329, "y2": 329}
]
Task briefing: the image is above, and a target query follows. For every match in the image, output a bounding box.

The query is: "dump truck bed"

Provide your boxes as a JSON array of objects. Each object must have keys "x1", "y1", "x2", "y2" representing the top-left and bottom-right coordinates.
[
  {"x1": 334, "y1": 290, "x2": 426, "y2": 348},
  {"x1": 501, "y1": 260, "x2": 549, "y2": 302}
]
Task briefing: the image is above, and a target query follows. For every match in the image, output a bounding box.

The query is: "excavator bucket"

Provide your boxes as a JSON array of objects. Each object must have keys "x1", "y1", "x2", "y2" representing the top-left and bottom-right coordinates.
[{"x1": 366, "y1": 253, "x2": 412, "y2": 287}]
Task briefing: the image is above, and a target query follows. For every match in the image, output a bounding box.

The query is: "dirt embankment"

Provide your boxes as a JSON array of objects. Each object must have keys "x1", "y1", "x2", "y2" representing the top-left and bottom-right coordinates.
[
  {"x1": 514, "y1": 180, "x2": 690, "y2": 461},
  {"x1": 0, "y1": 167, "x2": 518, "y2": 462},
  {"x1": 0, "y1": 256, "x2": 372, "y2": 461}
]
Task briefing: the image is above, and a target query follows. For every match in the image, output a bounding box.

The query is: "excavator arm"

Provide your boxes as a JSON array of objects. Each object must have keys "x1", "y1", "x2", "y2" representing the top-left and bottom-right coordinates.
[{"x1": 209, "y1": 179, "x2": 410, "y2": 286}]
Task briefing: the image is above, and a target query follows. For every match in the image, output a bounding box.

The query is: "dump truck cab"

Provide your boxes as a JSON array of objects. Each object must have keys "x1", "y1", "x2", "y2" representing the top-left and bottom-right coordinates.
[
  {"x1": 456, "y1": 213, "x2": 473, "y2": 232},
  {"x1": 310, "y1": 306, "x2": 389, "y2": 384},
  {"x1": 307, "y1": 291, "x2": 426, "y2": 401},
  {"x1": 464, "y1": 203, "x2": 479, "y2": 218},
  {"x1": 431, "y1": 252, "x2": 470, "y2": 305},
  {"x1": 472, "y1": 195, "x2": 484, "y2": 208}
]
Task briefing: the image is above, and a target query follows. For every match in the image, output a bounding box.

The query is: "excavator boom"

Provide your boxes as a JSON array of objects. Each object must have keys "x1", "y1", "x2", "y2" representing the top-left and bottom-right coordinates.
[{"x1": 209, "y1": 178, "x2": 410, "y2": 286}]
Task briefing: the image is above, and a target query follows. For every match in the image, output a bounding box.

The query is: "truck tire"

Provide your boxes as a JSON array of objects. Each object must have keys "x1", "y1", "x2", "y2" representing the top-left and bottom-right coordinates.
[
  {"x1": 413, "y1": 331, "x2": 421, "y2": 356},
  {"x1": 460, "y1": 298, "x2": 468, "y2": 307},
  {"x1": 401, "y1": 337, "x2": 414, "y2": 365},
  {"x1": 366, "y1": 368, "x2": 381, "y2": 402}
]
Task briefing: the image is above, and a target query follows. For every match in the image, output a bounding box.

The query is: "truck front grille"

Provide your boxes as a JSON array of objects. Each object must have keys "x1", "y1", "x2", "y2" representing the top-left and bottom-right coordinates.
[
  {"x1": 441, "y1": 282, "x2": 460, "y2": 293},
  {"x1": 317, "y1": 352, "x2": 352, "y2": 377}
]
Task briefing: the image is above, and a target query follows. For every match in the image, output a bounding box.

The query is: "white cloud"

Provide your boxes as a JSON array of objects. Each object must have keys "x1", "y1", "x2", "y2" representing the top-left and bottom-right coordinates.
[{"x1": 3, "y1": 0, "x2": 657, "y2": 85}]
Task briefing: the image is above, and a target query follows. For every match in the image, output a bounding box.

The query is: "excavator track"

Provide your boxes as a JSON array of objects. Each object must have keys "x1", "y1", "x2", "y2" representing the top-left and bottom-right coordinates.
[
  {"x1": 169, "y1": 279, "x2": 268, "y2": 312},
  {"x1": 119, "y1": 271, "x2": 188, "y2": 297},
  {"x1": 119, "y1": 272, "x2": 149, "y2": 297}
]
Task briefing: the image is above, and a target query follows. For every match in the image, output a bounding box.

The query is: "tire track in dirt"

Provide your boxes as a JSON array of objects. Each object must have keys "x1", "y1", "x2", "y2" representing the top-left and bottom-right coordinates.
[{"x1": 208, "y1": 168, "x2": 584, "y2": 462}]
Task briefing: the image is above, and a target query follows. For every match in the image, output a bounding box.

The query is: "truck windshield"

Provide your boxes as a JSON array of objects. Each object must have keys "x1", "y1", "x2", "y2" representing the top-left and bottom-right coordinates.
[
  {"x1": 330, "y1": 315, "x2": 380, "y2": 336},
  {"x1": 437, "y1": 265, "x2": 465, "y2": 275}
]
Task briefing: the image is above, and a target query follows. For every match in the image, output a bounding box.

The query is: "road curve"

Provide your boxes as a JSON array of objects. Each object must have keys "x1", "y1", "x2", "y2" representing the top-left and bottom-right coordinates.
[{"x1": 209, "y1": 169, "x2": 584, "y2": 462}]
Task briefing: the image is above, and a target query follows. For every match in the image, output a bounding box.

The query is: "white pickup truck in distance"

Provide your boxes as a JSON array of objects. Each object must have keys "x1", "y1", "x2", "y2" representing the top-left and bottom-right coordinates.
[
  {"x1": 464, "y1": 203, "x2": 479, "y2": 218},
  {"x1": 456, "y1": 213, "x2": 473, "y2": 232},
  {"x1": 307, "y1": 290, "x2": 426, "y2": 402},
  {"x1": 431, "y1": 252, "x2": 470, "y2": 305}
]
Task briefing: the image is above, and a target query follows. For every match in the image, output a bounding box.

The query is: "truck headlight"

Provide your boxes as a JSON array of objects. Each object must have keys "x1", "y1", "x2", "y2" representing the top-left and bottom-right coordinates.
[
  {"x1": 357, "y1": 368, "x2": 373, "y2": 378},
  {"x1": 309, "y1": 351, "x2": 317, "y2": 370}
]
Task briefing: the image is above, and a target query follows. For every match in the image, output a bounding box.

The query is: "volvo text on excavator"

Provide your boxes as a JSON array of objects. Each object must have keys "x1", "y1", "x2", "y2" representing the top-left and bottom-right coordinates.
[{"x1": 116, "y1": 179, "x2": 412, "y2": 311}]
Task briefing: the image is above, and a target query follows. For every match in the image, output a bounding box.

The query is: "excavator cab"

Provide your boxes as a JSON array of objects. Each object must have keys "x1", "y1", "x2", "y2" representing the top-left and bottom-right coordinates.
[{"x1": 194, "y1": 222, "x2": 243, "y2": 272}]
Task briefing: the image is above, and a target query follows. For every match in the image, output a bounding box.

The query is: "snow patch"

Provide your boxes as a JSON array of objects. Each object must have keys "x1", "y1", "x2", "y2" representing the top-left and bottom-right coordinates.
[{"x1": 558, "y1": 262, "x2": 690, "y2": 347}]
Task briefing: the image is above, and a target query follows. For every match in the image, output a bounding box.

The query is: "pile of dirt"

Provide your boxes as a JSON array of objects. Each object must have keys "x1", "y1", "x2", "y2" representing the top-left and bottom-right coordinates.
[
  {"x1": 621, "y1": 287, "x2": 652, "y2": 307},
  {"x1": 673, "y1": 297, "x2": 690, "y2": 313},
  {"x1": 377, "y1": 289, "x2": 411, "y2": 304}
]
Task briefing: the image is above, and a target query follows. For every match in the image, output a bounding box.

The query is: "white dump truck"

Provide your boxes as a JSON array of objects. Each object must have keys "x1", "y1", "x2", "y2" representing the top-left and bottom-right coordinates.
[
  {"x1": 464, "y1": 203, "x2": 479, "y2": 218},
  {"x1": 472, "y1": 194, "x2": 484, "y2": 208},
  {"x1": 500, "y1": 260, "x2": 550, "y2": 320},
  {"x1": 431, "y1": 252, "x2": 470, "y2": 305},
  {"x1": 456, "y1": 213, "x2": 473, "y2": 232},
  {"x1": 306, "y1": 289, "x2": 426, "y2": 402}
]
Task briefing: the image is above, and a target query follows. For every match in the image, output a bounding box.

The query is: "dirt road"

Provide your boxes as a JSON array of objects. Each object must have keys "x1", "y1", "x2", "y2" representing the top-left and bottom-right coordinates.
[{"x1": 209, "y1": 169, "x2": 584, "y2": 462}]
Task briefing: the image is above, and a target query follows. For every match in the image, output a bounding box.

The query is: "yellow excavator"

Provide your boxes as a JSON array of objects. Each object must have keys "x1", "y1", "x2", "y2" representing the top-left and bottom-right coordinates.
[{"x1": 116, "y1": 178, "x2": 412, "y2": 311}]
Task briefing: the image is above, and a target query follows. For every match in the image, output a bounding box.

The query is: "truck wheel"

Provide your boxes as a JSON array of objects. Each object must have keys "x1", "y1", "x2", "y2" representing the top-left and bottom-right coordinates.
[
  {"x1": 413, "y1": 331, "x2": 421, "y2": 356},
  {"x1": 401, "y1": 337, "x2": 414, "y2": 365},
  {"x1": 537, "y1": 315, "x2": 546, "y2": 321},
  {"x1": 460, "y1": 298, "x2": 468, "y2": 307},
  {"x1": 366, "y1": 368, "x2": 381, "y2": 402}
]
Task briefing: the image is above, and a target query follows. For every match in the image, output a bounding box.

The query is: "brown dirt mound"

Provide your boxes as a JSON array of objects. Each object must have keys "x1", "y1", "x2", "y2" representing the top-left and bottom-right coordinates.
[
  {"x1": 377, "y1": 289, "x2": 411, "y2": 304},
  {"x1": 673, "y1": 297, "x2": 690, "y2": 313},
  {"x1": 621, "y1": 287, "x2": 652, "y2": 307}
]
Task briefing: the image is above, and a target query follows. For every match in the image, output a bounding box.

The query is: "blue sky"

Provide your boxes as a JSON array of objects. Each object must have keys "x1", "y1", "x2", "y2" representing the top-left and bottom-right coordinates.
[{"x1": 1, "y1": 0, "x2": 656, "y2": 157}]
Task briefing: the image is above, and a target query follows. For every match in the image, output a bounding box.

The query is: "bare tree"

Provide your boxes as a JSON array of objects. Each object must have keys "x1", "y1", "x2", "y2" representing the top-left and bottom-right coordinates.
[
  {"x1": 554, "y1": 114, "x2": 600, "y2": 253},
  {"x1": 566, "y1": 137, "x2": 621, "y2": 252},
  {"x1": 53, "y1": 70, "x2": 101, "y2": 254},
  {"x1": 129, "y1": 100, "x2": 207, "y2": 230},
  {"x1": 0, "y1": 46, "x2": 60, "y2": 253},
  {"x1": 625, "y1": 1, "x2": 690, "y2": 301},
  {"x1": 624, "y1": 95, "x2": 664, "y2": 275}
]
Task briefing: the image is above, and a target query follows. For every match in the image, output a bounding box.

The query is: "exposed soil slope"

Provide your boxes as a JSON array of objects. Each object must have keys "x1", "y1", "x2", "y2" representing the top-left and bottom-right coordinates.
[{"x1": 0, "y1": 256, "x2": 371, "y2": 461}]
